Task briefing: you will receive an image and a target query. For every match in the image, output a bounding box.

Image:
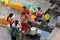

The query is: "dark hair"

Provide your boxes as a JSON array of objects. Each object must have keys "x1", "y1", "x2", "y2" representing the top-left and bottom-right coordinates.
[
  {"x1": 15, "y1": 20, "x2": 18, "y2": 26},
  {"x1": 7, "y1": 13, "x2": 13, "y2": 21},
  {"x1": 23, "y1": 6, "x2": 26, "y2": 9},
  {"x1": 9, "y1": 13, "x2": 13, "y2": 17},
  {"x1": 38, "y1": 7, "x2": 41, "y2": 10},
  {"x1": 21, "y1": 12, "x2": 27, "y2": 19},
  {"x1": 21, "y1": 12, "x2": 26, "y2": 15}
]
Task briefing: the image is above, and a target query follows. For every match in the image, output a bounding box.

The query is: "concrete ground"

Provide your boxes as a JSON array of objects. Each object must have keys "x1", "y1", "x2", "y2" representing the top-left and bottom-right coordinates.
[{"x1": 0, "y1": 25, "x2": 11, "y2": 40}]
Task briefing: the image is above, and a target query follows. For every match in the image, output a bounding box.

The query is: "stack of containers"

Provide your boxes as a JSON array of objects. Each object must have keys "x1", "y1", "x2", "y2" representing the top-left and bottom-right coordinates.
[
  {"x1": 1, "y1": 0, "x2": 10, "y2": 6},
  {"x1": 15, "y1": 3, "x2": 23, "y2": 11}
]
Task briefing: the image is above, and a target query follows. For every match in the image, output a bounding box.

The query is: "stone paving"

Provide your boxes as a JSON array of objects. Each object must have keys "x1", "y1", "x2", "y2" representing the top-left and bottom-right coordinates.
[{"x1": 0, "y1": 26, "x2": 11, "y2": 40}]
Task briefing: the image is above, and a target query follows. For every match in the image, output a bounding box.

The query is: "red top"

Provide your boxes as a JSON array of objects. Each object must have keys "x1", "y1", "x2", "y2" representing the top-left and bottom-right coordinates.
[
  {"x1": 23, "y1": 9, "x2": 30, "y2": 15},
  {"x1": 36, "y1": 10, "x2": 43, "y2": 18}
]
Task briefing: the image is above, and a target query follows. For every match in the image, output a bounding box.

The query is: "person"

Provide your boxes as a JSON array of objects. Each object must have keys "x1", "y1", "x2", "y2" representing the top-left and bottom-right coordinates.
[
  {"x1": 10, "y1": 20, "x2": 20, "y2": 40},
  {"x1": 36, "y1": 7, "x2": 43, "y2": 18},
  {"x1": 7, "y1": 13, "x2": 14, "y2": 28},
  {"x1": 30, "y1": 18, "x2": 35, "y2": 27},
  {"x1": 22, "y1": 6, "x2": 30, "y2": 18},
  {"x1": 20, "y1": 12, "x2": 28, "y2": 32},
  {"x1": 12, "y1": 20, "x2": 20, "y2": 30}
]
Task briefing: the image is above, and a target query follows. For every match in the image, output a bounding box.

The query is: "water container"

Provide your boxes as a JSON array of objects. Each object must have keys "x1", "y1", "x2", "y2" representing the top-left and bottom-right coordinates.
[{"x1": 30, "y1": 27, "x2": 37, "y2": 35}]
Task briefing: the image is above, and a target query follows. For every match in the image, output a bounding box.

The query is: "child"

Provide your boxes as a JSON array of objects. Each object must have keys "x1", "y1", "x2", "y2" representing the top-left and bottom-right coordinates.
[
  {"x1": 12, "y1": 20, "x2": 20, "y2": 34},
  {"x1": 22, "y1": 6, "x2": 30, "y2": 18},
  {"x1": 20, "y1": 12, "x2": 28, "y2": 32},
  {"x1": 36, "y1": 7, "x2": 43, "y2": 18},
  {"x1": 28, "y1": 15, "x2": 36, "y2": 27},
  {"x1": 30, "y1": 18, "x2": 35, "y2": 27},
  {"x1": 11, "y1": 20, "x2": 20, "y2": 40},
  {"x1": 7, "y1": 13, "x2": 14, "y2": 28}
]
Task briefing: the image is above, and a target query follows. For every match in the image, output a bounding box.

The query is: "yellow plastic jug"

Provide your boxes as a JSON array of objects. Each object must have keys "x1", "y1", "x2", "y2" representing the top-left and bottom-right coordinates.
[
  {"x1": 5, "y1": 0, "x2": 9, "y2": 6},
  {"x1": 31, "y1": 15, "x2": 36, "y2": 19},
  {"x1": 44, "y1": 14, "x2": 50, "y2": 21}
]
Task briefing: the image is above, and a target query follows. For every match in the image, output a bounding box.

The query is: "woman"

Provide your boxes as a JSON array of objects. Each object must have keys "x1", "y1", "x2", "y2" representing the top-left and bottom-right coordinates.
[{"x1": 20, "y1": 12, "x2": 28, "y2": 32}]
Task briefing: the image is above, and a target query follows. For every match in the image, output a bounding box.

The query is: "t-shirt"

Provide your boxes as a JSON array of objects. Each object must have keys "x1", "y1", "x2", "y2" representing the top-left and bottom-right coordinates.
[
  {"x1": 23, "y1": 9, "x2": 30, "y2": 15},
  {"x1": 36, "y1": 10, "x2": 43, "y2": 18},
  {"x1": 10, "y1": 23, "x2": 20, "y2": 36}
]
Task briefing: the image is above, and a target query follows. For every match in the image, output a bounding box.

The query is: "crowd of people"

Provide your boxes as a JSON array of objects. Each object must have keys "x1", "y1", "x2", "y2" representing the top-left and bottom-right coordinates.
[{"x1": 6, "y1": 6, "x2": 51, "y2": 40}]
